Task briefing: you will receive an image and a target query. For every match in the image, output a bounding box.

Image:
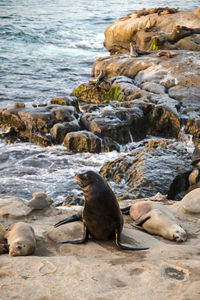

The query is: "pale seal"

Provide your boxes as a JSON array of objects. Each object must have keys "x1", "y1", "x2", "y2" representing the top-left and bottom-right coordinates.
[
  {"x1": 129, "y1": 201, "x2": 187, "y2": 242},
  {"x1": 5, "y1": 222, "x2": 36, "y2": 256}
]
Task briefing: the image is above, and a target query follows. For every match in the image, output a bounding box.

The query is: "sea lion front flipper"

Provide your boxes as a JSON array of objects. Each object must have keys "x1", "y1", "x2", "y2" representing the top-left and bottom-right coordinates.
[
  {"x1": 133, "y1": 213, "x2": 151, "y2": 226},
  {"x1": 115, "y1": 230, "x2": 149, "y2": 251},
  {"x1": 120, "y1": 205, "x2": 132, "y2": 215},
  {"x1": 57, "y1": 224, "x2": 89, "y2": 245},
  {"x1": 54, "y1": 214, "x2": 81, "y2": 228},
  {"x1": 131, "y1": 223, "x2": 148, "y2": 233}
]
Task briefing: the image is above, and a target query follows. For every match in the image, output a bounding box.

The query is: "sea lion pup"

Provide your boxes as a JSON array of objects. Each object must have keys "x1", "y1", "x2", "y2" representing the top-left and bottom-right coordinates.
[
  {"x1": 54, "y1": 171, "x2": 148, "y2": 251},
  {"x1": 4, "y1": 222, "x2": 36, "y2": 256},
  {"x1": 130, "y1": 201, "x2": 187, "y2": 242}
]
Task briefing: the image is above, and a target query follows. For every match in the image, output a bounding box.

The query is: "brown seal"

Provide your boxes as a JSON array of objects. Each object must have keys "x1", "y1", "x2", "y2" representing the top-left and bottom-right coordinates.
[
  {"x1": 129, "y1": 201, "x2": 187, "y2": 242},
  {"x1": 54, "y1": 171, "x2": 148, "y2": 251},
  {"x1": 4, "y1": 222, "x2": 36, "y2": 256}
]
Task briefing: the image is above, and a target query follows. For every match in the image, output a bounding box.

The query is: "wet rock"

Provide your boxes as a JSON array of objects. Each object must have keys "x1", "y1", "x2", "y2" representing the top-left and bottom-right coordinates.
[
  {"x1": 104, "y1": 9, "x2": 200, "y2": 53},
  {"x1": 0, "y1": 103, "x2": 80, "y2": 147},
  {"x1": 100, "y1": 139, "x2": 191, "y2": 199},
  {"x1": 63, "y1": 130, "x2": 102, "y2": 153},
  {"x1": 185, "y1": 119, "x2": 200, "y2": 145},
  {"x1": 102, "y1": 137, "x2": 121, "y2": 152},
  {"x1": 50, "y1": 120, "x2": 80, "y2": 144},
  {"x1": 71, "y1": 81, "x2": 112, "y2": 104},
  {"x1": 50, "y1": 96, "x2": 77, "y2": 107},
  {"x1": 140, "y1": 82, "x2": 166, "y2": 94}
]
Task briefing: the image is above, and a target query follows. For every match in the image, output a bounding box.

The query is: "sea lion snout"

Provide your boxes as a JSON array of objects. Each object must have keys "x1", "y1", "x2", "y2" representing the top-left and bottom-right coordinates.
[{"x1": 173, "y1": 228, "x2": 187, "y2": 242}]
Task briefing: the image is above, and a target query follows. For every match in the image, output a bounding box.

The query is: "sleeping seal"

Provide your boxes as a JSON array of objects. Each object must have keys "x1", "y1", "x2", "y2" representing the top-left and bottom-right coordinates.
[
  {"x1": 5, "y1": 222, "x2": 36, "y2": 256},
  {"x1": 129, "y1": 201, "x2": 187, "y2": 242},
  {"x1": 54, "y1": 170, "x2": 148, "y2": 251}
]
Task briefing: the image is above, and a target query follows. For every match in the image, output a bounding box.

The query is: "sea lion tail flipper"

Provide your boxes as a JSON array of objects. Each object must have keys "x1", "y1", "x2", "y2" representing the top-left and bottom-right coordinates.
[
  {"x1": 57, "y1": 224, "x2": 89, "y2": 245},
  {"x1": 54, "y1": 214, "x2": 81, "y2": 228},
  {"x1": 115, "y1": 231, "x2": 149, "y2": 251},
  {"x1": 120, "y1": 205, "x2": 132, "y2": 215}
]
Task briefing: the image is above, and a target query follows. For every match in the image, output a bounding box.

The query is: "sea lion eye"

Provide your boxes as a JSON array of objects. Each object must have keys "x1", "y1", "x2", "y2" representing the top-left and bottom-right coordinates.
[{"x1": 17, "y1": 245, "x2": 22, "y2": 250}]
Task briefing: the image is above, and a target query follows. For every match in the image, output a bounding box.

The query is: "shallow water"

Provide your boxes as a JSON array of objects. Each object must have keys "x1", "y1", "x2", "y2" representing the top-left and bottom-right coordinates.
[{"x1": 0, "y1": 0, "x2": 198, "y2": 203}]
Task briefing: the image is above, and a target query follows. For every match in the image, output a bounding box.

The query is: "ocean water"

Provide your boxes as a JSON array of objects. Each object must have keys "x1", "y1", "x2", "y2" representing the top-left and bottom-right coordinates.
[{"x1": 0, "y1": 0, "x2": 198, "y2": 203}]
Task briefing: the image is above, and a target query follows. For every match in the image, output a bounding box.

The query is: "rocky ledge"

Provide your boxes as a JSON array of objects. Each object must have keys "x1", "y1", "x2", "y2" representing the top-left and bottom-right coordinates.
[{"x1": 0, "y1": 196, "x2": 200, "y2": 300}]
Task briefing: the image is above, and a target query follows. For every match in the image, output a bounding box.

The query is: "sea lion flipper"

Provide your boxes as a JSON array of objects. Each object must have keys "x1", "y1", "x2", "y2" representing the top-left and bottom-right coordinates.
[
  {"x1": 115, "y1": 231, "x2": 149, "y2": 251},
  {"x1": 54, "y1": 214, "x2": 81, "y2": 228},
  {"x1": 133, "y1": 214, "x2": 151, "y2": 226},
  {"x1": 57, "y1": 224, "x2": 89, "y2": 245},
  {"x1": 131, "y1": 223, "x2": 148, "y2": 233},
  {"x1": 120, "y1": 205, "x2": 132, "y2": 215}
]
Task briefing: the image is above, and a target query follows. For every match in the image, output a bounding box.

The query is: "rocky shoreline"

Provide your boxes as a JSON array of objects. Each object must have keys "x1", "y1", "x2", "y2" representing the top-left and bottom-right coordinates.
[{"x1": 0, "y1": 7, "x2": 200, "y2": 300}]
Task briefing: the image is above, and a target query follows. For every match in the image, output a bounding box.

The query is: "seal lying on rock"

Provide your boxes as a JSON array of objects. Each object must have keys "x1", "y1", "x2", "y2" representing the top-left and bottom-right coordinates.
[
  {"x1": 54, "y1": 171, "x2": 148, "y2": 251},
  {"x1": 4, "y1": 222, "x2": 36, "y2": 256},
  {"x1": 129, "y1": 201, "x2": 187, "y2": 242},
  {"x1": 180, "y1": 188, "x2": 200, "y2": 214}
]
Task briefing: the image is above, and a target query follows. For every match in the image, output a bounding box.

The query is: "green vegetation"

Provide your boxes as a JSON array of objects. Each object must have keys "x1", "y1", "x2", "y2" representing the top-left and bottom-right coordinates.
[
  {"x1": 71, "y1": 86, "x2": 83, "y2": 98},
  {"x1": 150, "y1": 40, "x2": 158, "y2": 51},
  {"x1": 106, "y1": 86, "x2": 121, "y2": 101}
]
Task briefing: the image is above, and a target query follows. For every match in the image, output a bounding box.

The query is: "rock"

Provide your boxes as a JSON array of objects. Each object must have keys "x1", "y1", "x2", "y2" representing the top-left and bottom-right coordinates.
[
  {"x1": 92, "y1": 52, "x2": 200, "y2": 142},
  {"x1": 100, "y1": 139, "x2": 191, "y2": 199},
  {"x1": 0, "y1": 198, "x2": 32, "y2": 218},
  {"x1": 0, "y1": 200, "x2": 200, "y2": 300},
  {"x1": 27, "y1": 192, "x2": 53, "y2": 210},
  {"x1": 0, "y1": 223, "x2": 6, "y2": 242},
  {"x1": 140, "y1": 82, "x2": 166, "y2": 94},
  {"x1": 180, "y1": 188, "x2": 200, "y2": 213},
  {"x1": 63, "y1": 130, "x2": 102, "y2": 153},
  {"x1": 104, "y1": 9, "x2": 200, "y2": 53},
  {"x1": 50, "y1": 120, "x2": 80, "y2": 144},
  {"x1": 0, "y1": 103, "x2": 80, "y2": 147}
]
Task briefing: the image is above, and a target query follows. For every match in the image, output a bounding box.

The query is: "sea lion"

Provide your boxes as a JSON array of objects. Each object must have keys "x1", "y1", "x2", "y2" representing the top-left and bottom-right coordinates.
[
  {"x1": 129, "y1": 201, "x2": 187, "y2": 242},
  {"x1": 4, "y1": 222, "x2": 36, "y2": 256},
  {"x1": 54, "y1": 171, "x2": 148, "y2": 251},
  {"x1": 180, "y1": 188, "x2": 200, "y2": 213}
]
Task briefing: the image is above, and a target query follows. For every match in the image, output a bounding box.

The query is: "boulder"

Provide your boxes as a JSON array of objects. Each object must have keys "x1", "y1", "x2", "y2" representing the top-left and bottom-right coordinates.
[
  {"x1": 100, "y1": 139, "x2": 191, "y2": 199},
  {"x1": 0, "y1": 198, "x2": 32, "y2": 218},
  {"x1": 63, "y1": 130, "x2": 102, "y2": 153},
  {"x1": 104, "y1": 8, "x2": 200, "y2": 53}
]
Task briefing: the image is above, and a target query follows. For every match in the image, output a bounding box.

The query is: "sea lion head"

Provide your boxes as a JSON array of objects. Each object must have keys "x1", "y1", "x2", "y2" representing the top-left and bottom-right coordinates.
[
  {"x1": 9, "y1": 241, "x2": 33, "y2": 256},
  {"x1": 74, "y1": 170, "x2": 109, "y2": 201},
  {"x1": 171, "y1": 225, "x2": 187, "y2": 242},
  {"x1": 74, "y1": 171, "x2": 104, "y2": 189}
]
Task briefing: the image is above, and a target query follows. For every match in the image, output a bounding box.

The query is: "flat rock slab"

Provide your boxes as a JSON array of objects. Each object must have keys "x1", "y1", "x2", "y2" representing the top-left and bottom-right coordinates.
[
  {"x1": 0, "y1": 198, "x2": 32, "y2": 218},
  {"x1": 0, "y1": 201, "x2": 200, "y2": 300}
]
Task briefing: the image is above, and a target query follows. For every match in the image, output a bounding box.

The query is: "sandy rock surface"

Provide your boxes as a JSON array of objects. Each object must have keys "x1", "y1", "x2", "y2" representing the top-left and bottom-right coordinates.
[{"x1": 0, "y1": 198, "x2": 200, "y2": 300}]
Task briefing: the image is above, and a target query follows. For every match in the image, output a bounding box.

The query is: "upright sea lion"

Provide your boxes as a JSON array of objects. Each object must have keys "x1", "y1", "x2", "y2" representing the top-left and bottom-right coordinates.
[
  {"x1": 54, "y1": 171, "x2": 148, "y2": 251},
  {"x1": 129, "y1": 201, "x2": 187, "y2": 242},
  {"x1": 5, "y1": 222, "x2": 36, "y2": 256}
]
